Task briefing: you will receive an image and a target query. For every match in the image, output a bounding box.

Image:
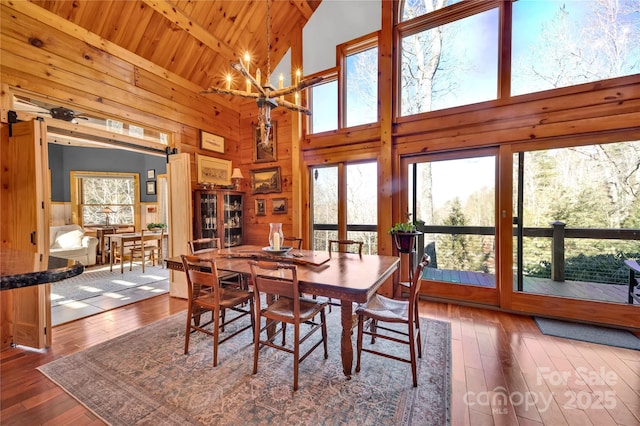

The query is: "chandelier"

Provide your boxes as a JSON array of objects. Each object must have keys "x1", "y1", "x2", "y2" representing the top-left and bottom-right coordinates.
[{"x1": 200, "y1": 0, "x2": 322, "y2": 147}]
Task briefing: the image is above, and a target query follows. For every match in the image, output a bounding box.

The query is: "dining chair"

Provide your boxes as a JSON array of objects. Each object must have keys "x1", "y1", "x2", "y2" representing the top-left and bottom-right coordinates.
[
  {"x1": 355, "y1": 256, "x2": 429, "y2": 387},
  {"x1": 328, "y1": 239, "x2": 363, "y2": 256},
  {"x1": 181, "y1": 255, "x2": 255, "y2": 367},
  {"x1": 283, "y1": 236, "x2": 303, "y2": 250},
  {"x1": 188, "y1": 237, "x2": 242, "y2": 289},
  {"x1": 248, "y1": 260, "x2": 329, "y2": 391},
  {"x1": 189, "y1": 237, "x2": 223, "y2": 254},
  {"x1": 129, "y1": 229, "x2": 163, "y2": 273}
]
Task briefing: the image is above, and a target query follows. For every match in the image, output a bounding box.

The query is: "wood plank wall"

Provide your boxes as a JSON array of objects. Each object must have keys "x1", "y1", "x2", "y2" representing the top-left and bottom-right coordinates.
[{"x1": 0, "y1": 1, "x2": 241, "y2": 186}]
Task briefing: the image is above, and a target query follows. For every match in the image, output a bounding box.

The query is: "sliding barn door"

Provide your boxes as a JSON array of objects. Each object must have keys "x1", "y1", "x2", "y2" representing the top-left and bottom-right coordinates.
[
  {"x1": 0, "y1": 119, "x2": 51, "y2": 349},
  {"x1": 167, "y1": 153, "x2": 192, "y2": 299}
]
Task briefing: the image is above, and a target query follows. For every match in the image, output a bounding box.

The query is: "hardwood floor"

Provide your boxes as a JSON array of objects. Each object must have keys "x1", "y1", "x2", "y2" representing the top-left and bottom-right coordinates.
[{"x1": 1, "y1": 295, "x2": 639, "y2": 425}]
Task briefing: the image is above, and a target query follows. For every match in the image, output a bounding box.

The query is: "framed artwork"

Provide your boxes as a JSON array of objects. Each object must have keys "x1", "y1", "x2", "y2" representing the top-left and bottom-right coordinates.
[
  {"x1": 253, "y1": 121, "x2": 276, "y2": 163},
  {"x1": 196, "y1": 154, "x2": 232, "y2": 186},
  {"x1": 255, "y1": 199, "x2": 266, "y2": 216},
  {"x1": 250, "y1": 167, "x2": 281, "y2": 194},
  {"x1": 146, "y1": 181, "x2": 156, "y2": 195},
  {"x1": 201, "y1": 130, "x2": 225, "y2": 154},
  {"x1": 147, "y1": 169, "x2": 155, "y2": 179},
  {"x1": 272, "y1": 198, "x2": 287, "y2": 214}
]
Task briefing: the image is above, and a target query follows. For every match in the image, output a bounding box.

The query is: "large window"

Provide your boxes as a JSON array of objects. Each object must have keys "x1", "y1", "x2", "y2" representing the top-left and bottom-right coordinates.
[
  {"x1": 512, "y1": 0, "x2": 640, "y2": 96},
  {"x1": 71, "y1": 172, "x2": 139, "y2": 227},
  {"x1": 310, "y1": 79, "x2": 338, "y2": 134},
  {"x1": 399, "y1": 6, "x2": 499, "y2": 116},
  {"x1": 311, "y1": 161, "x2": 378, "y2": 253},
  {"x1": 345, "y1": 44, "x2": 378, "y2": 127}
]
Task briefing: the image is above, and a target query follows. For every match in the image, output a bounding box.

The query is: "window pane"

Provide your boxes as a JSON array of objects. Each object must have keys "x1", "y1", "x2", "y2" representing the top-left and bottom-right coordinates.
[
  {"x1": 400, "y1": 8, "x2": 499, "y2": 115},
  {"x1": 346, "y1": 47, "x2": 378, "y2": 127},
  {"x1": 81, "y1": 176, "x2": 135, "y2": 225},
  {"x1": 312, "y1": 166, "x2": 338, "y2": 250},
  {"x1": 512, "y1": 0, "x2": 640, "y2": 96},
  {"x1": 310, "y1": 80, "x2": 338, "y2": 134},
  {"x1": 400, "y1": 0, "x2": 463, "y2": 22},
  {"x1": 513, "y1": 141, "x2": 640, "y2": 303},
  {"x1": 347, "y1": 162, "x2": 378, "y2": 254}
]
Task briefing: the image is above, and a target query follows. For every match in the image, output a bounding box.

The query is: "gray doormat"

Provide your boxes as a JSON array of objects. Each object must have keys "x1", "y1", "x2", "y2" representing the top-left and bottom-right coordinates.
[{"x1": 533, "y1": 317, "x2": 640, "y2": 351}]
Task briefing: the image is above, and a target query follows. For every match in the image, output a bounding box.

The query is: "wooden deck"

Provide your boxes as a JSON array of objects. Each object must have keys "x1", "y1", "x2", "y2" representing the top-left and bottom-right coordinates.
[{"x1": 422, "y1": 268, "x2": 630, "y2": 304}]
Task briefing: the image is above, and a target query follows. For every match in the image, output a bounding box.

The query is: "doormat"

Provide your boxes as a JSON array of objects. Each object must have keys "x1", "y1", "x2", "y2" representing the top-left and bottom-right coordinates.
[{"x1": 533, "y1": 317, "x2": 640, "y2": 351}]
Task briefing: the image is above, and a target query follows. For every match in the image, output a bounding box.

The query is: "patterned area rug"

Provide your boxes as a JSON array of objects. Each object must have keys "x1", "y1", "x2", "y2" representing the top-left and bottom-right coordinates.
[
  {"x1": 50, "y1": 264, "x2": 169, "y2": 307},
  {"x1": 39, "y1": 311, "x2": 451, "y2": 425}
]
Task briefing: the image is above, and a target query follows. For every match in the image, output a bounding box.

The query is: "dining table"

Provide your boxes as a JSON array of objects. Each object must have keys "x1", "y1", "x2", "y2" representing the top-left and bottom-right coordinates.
[
  {"x1": 107, "y1": 231, "x2": 167, "y2": 273},
  {"x1": 165, "y1": 245, "x2": 400, "y2": 378}
]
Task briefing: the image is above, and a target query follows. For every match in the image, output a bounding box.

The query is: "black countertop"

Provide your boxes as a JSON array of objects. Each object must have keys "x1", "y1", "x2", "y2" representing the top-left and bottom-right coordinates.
[{"x1": 1, "y1": 248, "x2": 84, "y2": 291}]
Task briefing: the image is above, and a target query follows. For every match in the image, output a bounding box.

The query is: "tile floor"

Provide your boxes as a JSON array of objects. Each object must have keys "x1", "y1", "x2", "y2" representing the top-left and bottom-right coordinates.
[{"x1": 51, "y1": 269, "x2": 170, "y2": 326}]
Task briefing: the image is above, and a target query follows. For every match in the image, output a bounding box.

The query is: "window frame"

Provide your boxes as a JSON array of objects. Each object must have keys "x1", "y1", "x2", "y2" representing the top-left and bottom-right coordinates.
[{"x1": 70, "y1": 171, "x2": 140, "y2": 229}]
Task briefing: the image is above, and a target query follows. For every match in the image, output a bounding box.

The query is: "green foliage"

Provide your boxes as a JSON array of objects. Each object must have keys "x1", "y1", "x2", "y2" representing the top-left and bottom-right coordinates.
[
  {"x1": 146, "y1": 222, "x2": 167, "y2": 229},
  {"x1": 389, "y1": 221, "x2": 417, "y2": 233}
]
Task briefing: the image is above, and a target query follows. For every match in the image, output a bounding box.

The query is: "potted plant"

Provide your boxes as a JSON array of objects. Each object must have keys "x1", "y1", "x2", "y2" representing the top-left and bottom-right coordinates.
[
  {"x1": 146, "y1": 222, "x2": 167, "y2": 231},
  {"x1": 389, "y1": 213, "x2": 421, "y2": 252}
]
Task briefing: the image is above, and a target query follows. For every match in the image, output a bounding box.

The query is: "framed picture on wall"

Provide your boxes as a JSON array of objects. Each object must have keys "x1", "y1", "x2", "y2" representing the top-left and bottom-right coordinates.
[
  {"x1": 272, "y1": 198, "x2": 287, "y2": 214},
  {"x1": 147, "y1": 169, "x2": 155, "y2": 179},
  {"x1": 196, "y1": 154, "x2": 232, "y2": 186},
  {"x1": 255, "y1": 199, "x2": 266, "y2": 216},
  {"x1": 250, "y1": 167, "x2": 281, "y2": 194},
  {"x1": 200, "y1": 130, "x2": 225, "y2": 154},
  {"x1": 253, "y1": 121, "x2": 276, "y2": 163},
  {"x1": 146, "y1": 181, "x2": 156, "y2": 195}
]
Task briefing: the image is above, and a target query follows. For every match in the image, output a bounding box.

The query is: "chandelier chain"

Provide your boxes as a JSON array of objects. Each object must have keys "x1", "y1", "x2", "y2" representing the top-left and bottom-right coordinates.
[{"x1": 266, "y1": 0, "x2": 271, "y2": 83}]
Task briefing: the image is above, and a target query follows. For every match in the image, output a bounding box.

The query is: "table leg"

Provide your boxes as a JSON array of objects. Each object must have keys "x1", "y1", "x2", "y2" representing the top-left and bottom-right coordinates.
[
  {"x1": 340, "y1": 299, "x2": 354, "y2": 378},
  {"x1": 109, "y1": 241, "x2": 115, "y2": 272}
]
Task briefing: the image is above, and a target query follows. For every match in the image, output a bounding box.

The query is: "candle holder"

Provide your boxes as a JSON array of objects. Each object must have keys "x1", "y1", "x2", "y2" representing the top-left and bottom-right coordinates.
[{"x1": 268, "y1": 222, "x2": 284, "y2": 250}]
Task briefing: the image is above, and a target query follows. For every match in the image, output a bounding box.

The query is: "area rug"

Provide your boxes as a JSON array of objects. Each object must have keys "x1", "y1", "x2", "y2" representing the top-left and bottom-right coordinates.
[
  {"x1": 534, "y1": 317, "x2": 640, "y2": 351},
  {"x1": 38, "y1": 311, "x2": 451, "y2": 425},
  {"x1": 50, "y1": 264, "x2": 169, "y2": 307}
]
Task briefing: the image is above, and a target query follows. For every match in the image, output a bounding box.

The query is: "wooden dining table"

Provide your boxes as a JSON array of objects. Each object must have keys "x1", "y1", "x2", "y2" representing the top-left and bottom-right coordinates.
[
  {"x1": 165, "y1": 245, "x2": 400, "y2": 378},
  {"x1": 107, "y1": 231, "x2": 167, "y2": 273}
]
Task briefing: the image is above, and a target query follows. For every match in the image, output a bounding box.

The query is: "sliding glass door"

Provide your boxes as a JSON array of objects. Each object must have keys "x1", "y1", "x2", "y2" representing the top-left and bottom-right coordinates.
[{"x1": 405, "y1": 149, "x2": 499, "y2": 304}]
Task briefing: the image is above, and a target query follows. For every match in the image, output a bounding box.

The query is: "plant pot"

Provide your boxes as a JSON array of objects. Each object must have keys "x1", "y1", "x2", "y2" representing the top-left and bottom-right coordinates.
[{"x1": 392, "y1": 231, "x2": 421, "y2": 253}]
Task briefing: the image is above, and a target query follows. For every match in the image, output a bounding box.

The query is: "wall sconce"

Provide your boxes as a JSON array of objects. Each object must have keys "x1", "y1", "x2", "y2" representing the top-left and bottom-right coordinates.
[
  {"x1": 231, "y1": 168, "x2": 244, "y2": 191},
  {"x1": 99, "y1": 206, "x2": 115, "y2": 226}
]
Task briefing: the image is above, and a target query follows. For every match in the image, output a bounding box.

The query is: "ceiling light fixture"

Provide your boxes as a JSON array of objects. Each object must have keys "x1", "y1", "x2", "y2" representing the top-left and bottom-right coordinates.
[{"x1": 200, "y1": 0, "x2": 322, "y2": 147}]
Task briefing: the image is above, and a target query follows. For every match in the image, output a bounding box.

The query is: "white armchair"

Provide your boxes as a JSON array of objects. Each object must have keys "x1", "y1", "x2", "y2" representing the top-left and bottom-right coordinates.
[{"x1": 49, "y1": 224, "x2": 99, "y2": 266}]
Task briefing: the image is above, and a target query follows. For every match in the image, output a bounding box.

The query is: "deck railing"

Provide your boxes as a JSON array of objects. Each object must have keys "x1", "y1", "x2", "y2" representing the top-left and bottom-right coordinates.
[{"x1": 415, "y1": 221, "x2": 640, "y2": 284}]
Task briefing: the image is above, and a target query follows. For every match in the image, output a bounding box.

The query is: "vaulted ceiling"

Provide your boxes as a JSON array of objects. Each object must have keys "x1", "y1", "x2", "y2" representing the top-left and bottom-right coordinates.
[{"x1": 30, "y1": 0, "x2": 322, "y2": 91}]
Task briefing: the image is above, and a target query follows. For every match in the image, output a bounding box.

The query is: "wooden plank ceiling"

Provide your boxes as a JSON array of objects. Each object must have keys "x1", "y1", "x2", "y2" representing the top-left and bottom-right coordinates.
[{"x1": 30, "y1": 0, "x2": 321, "y2": 92}]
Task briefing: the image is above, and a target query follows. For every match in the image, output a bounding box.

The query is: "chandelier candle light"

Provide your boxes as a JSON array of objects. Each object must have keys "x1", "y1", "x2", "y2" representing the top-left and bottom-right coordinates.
[{"x1": 200, "y1": 0, "x2": 322, "y2": 147}]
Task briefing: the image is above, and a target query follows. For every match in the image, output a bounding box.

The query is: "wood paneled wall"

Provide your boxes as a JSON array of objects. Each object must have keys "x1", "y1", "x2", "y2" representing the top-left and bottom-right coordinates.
[{"x1": 0, "y1": 0, "x2": 241, "y2": 183}]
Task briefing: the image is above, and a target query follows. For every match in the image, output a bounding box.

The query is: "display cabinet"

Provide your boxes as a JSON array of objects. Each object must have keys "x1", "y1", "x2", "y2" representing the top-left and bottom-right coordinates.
[{"x1": 193, "y1": 190, "x2": 243, "y2": 247}]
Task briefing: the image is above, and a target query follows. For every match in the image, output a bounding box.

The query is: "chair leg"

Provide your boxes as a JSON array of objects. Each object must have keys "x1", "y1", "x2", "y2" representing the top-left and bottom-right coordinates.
[
  {"x1": 184, "y1": 305, "x2": 193, "y2": 354},
  {"x1": 293, "y1": 322, "x2": 300, "y2": 391},
  {"x1": 408, "y1": 323, "x2": 418, "y2": 387},
  {"x1": 212, "y1": 307, "x2": 220, "y2": 367},
  {"x1": 321, "y1": 309, "x2": 328, "y2": 359},
  {"x1": 355, "y1": 315, "x2": 364, "y2": 373}
]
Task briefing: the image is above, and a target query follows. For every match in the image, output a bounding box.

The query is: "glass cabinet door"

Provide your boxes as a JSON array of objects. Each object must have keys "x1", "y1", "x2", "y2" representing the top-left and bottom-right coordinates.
[
  {"x1": 223, "y1": 193, "x2": 243, "y2": 247},
  {"x1": 197, "y1": 192, "x2": 218, "y2": 239}
]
